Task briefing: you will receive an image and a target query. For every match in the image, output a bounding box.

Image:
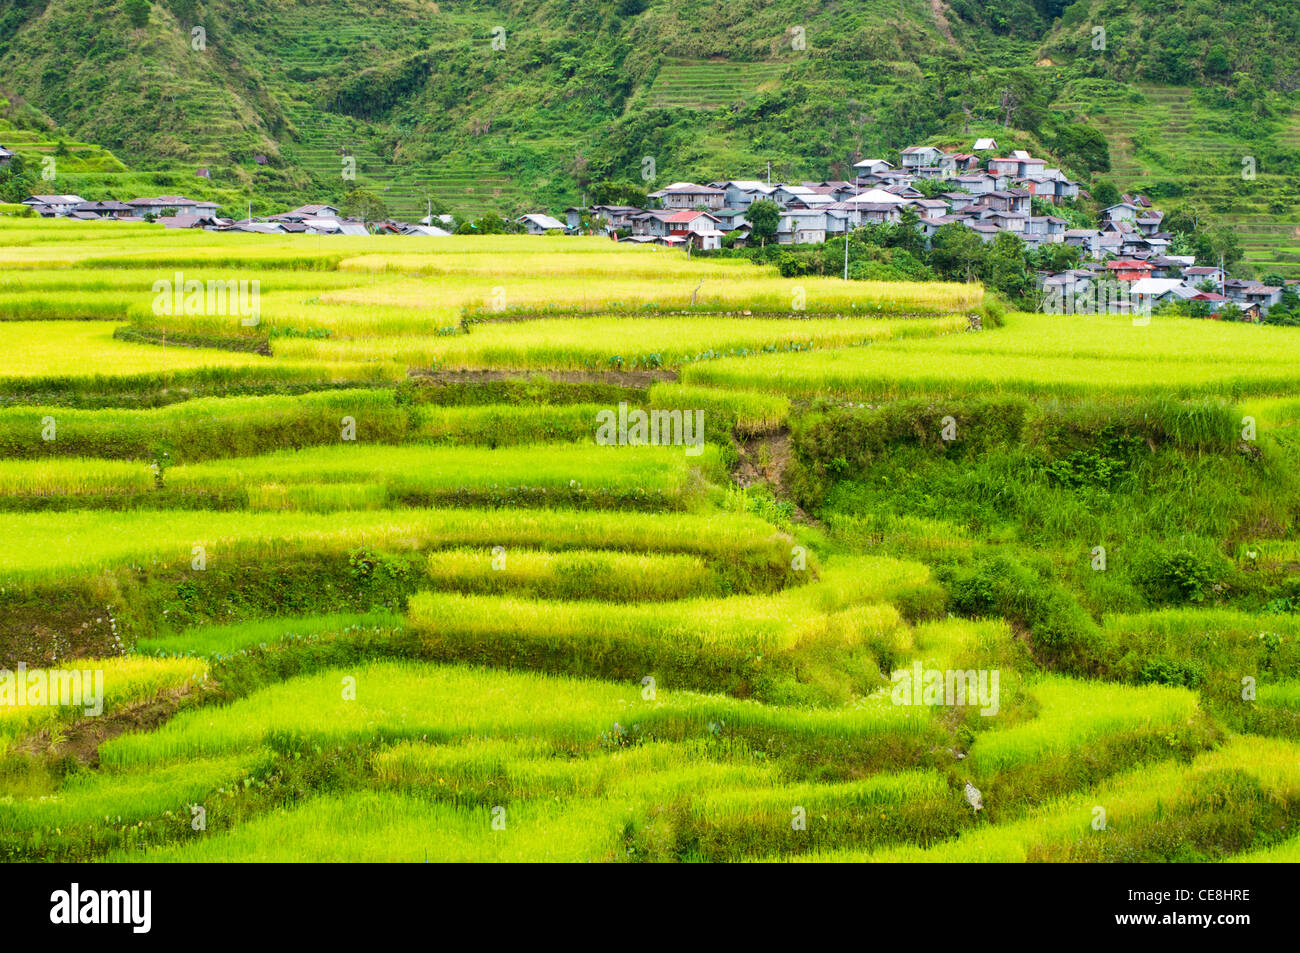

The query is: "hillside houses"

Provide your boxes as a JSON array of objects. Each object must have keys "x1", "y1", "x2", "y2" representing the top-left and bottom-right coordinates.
[
  {"x1": 517, "y1": 213, "x2": 566, "y2": 234},
  {"x1": 557, "y1": 142, "x2": 1094, "y2": 253},
  {"x1": 127, "y1": 196, "x2": 222, "y2": 217},
  {"x1": 268, "y1": 204, "x2": 343, "y2": 223},
  {"x1": 24, "y1": 194, "x2": 220, "y2": 221},
  {"x1": 22, "y1": 194, "x2": 86, "y2": 216},
  {"x1": 1042, "y1": 253, "x2": 1291, "y2": 320},
  {"x1": 18, "y1": 194, "x2": 455, "y2": 236},
  {"x1": 16, "y1": 137, "x2": 1275, "y2": 314},
  {"x1": 648, "y1": 182, "x2": 726, "y2": 209}
]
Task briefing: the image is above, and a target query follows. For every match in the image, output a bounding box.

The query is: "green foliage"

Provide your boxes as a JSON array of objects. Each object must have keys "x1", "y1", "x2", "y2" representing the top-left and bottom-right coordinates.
[
  {"x1": 930, "y1": 223, "x2": 988, "y2": 283},
  {"x1": 348, "y1": 546, "x2": 414, "y2": 584},
  {"x1": 330, "y1": 53, "x2": 432, "y2": 121},
  {"x1": 746, "y1": 199, "x2": 780, "y2": 244},
  {"x1": 1091, "y1": 180, "x2": 1121, "y2": 208},
  {"x1": 455, "y1": 214, "x2": 514, "y2": 234},
  {"x1": 588, "y1": 180, "x2": 647, "y2": 207},
  {"x1": 340, "y1": 188, "x2": 388, "y2": 223},
  {"x1": 941, "y1": 556, "x2": 1105, "y2": 669},
  {"x1": 1049, "y1": 124, "x2": 1110, "y2": 175},
  {"x1": 1042, "y1": 427, "x2": 1145, "y2": 489},
  {"x1": 1131, "y1": 545, "x2": 1231, "y2": 606},
  {"x1": 122, "y1": 0, "x2": 150, "y2": 29}
]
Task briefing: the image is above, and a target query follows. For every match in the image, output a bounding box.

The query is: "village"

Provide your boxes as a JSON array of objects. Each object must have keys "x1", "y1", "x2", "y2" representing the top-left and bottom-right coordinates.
[{"x1": 13, "y1": 138, "x2": 1285, "y2": 320}]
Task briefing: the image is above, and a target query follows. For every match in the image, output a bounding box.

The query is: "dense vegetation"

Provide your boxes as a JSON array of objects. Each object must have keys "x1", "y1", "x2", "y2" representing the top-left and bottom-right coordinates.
[
  {"x1": 1, "y1": 0, "x2": 1300, "y2": 274},
  {"x1": 1, "y1": 223, "x2": 1299, "y2": 861}
]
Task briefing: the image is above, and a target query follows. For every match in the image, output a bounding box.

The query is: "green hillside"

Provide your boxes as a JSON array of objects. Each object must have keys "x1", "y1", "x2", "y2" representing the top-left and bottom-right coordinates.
[
  {"x1": 0, "y1": 0, "x2": 1298, "y2": 262},
  {"x1": 1052, "y1": 80, "x2": 1300, "y2": 277}
]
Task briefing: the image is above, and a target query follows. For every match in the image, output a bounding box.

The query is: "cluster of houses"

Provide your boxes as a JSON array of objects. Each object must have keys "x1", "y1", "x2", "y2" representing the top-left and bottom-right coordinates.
[
  {"x1": 1042, "y1": 260, "x2": 1291, "y2": 320},
  {"x1": 19, "y1": 137, "x2": 1284, "y2": 317},
  {"x1": 554, "y1": 139, "x2": 1286, "y2": 318},
  {"x1": 560, "y1": 139, "x2": 1090, "y2": 251},
  {"x1": 18, "y1": 195, "x2": 458, "y2": 236},
  {"x1": 1041, "y1": 194, "x2": 1290, "y2": 319}
]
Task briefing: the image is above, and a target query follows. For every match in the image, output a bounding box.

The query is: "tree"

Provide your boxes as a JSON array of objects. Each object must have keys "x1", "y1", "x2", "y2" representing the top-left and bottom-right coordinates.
[
  {"x1": 0, "y1": 157, "x2": 33, "y2": 204},
  {"x1": 589, "y1": 180, "x2": 647, "y2": 207},
  {"x1": 1163, "y1": 208, "x2": 1242, "y2": 270},
  {"x1": 1034, "y1": 241, "x2": 1081, "y2": 273},
  {"x1": 341, "y1": 188, "x2": 389, "y2": 223},
  {"x1": 169, "y1": 0, "x2": 200, "y2": 22},
  {"x1": 1203, "y1": 224, "x2": 1242, "y2": 269},
  {"x1": 123, "y1": 0, "x2": 150, "y2": 28},
  {"x1": 1051, "y1": 125, "x2": 1110, "y2": 175},
  {"x1": 910, "y1": 178, "x2": 951, "y2": 198},
  {"x1": 747, "y1": 199, "x2": 780, "y2": 246},
  {"x1": 985, "y1": 68, "x2": 1042, "y2": 130},
  {"x1": 1152, "y1": 27, "x2": 1194, "y2": 85},
  {"x1": 930, "y1": 224, "x2": 987, "y2": 283},
  {"x1": 1091, "y1": 180, "x2": 1121, "y2": 210},
  {"x1": 985, "y1": 231, "x2": 1033, "y2": 301},
  {"x1": 455, "y1": 214, "x2": 509, "y2": 234},
  {"x1": 889, "y1": 207, "x2": 927, "y2": 259},
  {"x1": 1204, "y1": 44, "x2": 1231, "y2": 78}
]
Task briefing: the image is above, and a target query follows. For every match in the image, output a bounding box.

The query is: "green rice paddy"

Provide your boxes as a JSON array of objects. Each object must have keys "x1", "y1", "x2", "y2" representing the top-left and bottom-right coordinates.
[{"x1": 2, "y1": 223, "x2": 1298, "y2": 863}]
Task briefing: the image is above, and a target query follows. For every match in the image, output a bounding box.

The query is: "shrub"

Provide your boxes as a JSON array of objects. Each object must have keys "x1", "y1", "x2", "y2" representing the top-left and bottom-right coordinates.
[
  {"x1": 1131, "y1": 545, "x2": 1230, "y2": 606},
  {"x1": 939, "y1": 555, "x2": 1105, "y2": 671}
]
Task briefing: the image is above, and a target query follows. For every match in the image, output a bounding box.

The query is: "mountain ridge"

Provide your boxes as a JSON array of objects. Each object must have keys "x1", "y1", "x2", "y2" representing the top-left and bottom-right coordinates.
[{"x1": 2, "y1": 0, "x2": 1299, "y2": 273}]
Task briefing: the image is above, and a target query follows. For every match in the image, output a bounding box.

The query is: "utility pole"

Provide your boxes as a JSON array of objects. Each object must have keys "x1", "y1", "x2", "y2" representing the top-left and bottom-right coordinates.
[
  {"x1": 767, "y1": 161, "x2": 771, "y2": 186},
  {"x1": 843, "y1": 228, "x2": 849, "y2": 280}
]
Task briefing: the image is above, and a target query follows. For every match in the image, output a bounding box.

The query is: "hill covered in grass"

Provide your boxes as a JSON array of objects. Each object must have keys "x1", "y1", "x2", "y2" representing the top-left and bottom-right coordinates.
[{"x1": 1, "y1": 0, "x2": 1299, "y2": 270}]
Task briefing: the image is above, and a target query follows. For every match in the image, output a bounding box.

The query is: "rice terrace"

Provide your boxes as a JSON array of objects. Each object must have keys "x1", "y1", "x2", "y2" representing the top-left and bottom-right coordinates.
[{"x1": 0, "y1": 219, "x2": 1298, "y2": 878}]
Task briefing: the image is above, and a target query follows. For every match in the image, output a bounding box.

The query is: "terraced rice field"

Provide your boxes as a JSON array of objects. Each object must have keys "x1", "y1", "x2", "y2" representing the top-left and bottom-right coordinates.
[
  {"x1": 2, "y1": 221, "x2": 1299, "y2": 866},
  {"x1": 252, "y1": 3, "x2": 534, "y2": 218},
  {"x1": 1055, "y1": 82, "x2": 1300, "y2": 277},
  {"x1": 646, "y1": 59, "x2": 788, "y2": 110}
]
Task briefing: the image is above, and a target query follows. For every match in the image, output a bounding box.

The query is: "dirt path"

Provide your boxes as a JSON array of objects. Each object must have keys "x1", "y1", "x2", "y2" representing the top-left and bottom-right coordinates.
[
  {"x1": 733, "y1": 429, "x2": 820, "y2": 526},
  {"x1": 930, "y1": 0, "x2": 956, "y2": 43},
  {"x1": 13, "y1": 683, "x2": 208, "y2": 767}
]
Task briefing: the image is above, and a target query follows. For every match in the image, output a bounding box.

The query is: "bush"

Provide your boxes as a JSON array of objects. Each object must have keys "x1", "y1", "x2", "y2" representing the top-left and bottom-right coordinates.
[
  {"x1": 788, "y1": 397, "x2": 1029, "y2": 505},
  {"x1": 940, "y1": 555, "x2": 1105, "y2": 671},
  {"x1": 977, "y1": 296, "x2": 1008, "y2": 328},
  {"x1": 1131, "y1": 545, "x2": 1231, "y2": 606},
  {"x1": 1137, "y1": 655, "x2": 1207, "y2": 688}
]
